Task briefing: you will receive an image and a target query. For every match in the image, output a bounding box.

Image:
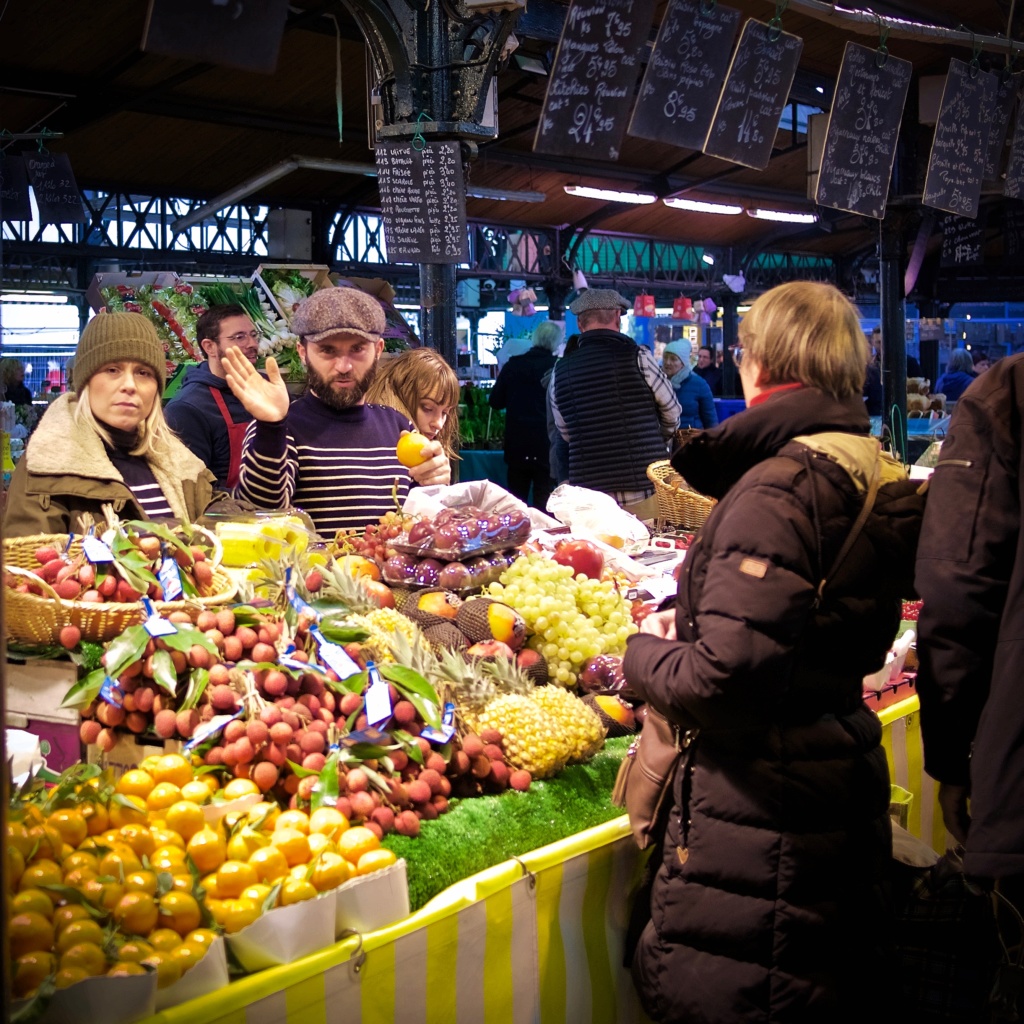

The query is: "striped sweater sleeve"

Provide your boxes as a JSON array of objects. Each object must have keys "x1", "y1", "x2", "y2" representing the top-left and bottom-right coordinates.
[{"x1": 237, "y1": 418, "x2": 297, "y2": 511}]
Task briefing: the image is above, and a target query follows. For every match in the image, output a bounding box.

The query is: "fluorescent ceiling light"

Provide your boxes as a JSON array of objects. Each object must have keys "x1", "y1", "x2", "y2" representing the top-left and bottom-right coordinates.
[
  {"x1": 701, "y1": 253, "x2": 715, "y2": 265},
  {"x1": 663, "y1": 197, "x2": 742, "y2": 215},
  {"x1": 564, "y1": 185, "x2": 657, "y2": 204},
  {"x1": 748, "y1": 208, "x2": 818, "y2": 224},
  {"x1": 467, "y1": 186, "x2": 546, "y2": 203}
]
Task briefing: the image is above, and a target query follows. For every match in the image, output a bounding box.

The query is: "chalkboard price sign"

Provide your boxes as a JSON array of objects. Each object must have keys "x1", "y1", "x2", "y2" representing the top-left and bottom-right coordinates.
[
  {"x1": 940, "y1": 212, "x2": 986, "y2": 268},
  {"x1": 375, "y1": 140, "x2": 468, "y2": 264},
  {"x1": 0, "y1": 155, "x2": 32, "y2": 222},
  {"x1": 983, "y1": 72, "x2": 1021, "y2": 183},
  {"x1": 704, "y1": 19, "x2": 804, "y2": 170},
  {"x1": 923, "y1": 59, "x2": 998, "y2": 218},
  {"x1": 627, "y1": 0, "x2": 741, "y2": 150},
  {"x1": 815, "y1": 42, "x2": 911, "y2": 220},
  {"x1": 24, "y1": 152, "x2": 87, "y2": 224},
  {"x1": 534, "y1": 0, "x2": 658, "y2": 161},
  {"x1": 1003, "y1": 91, "x2": 1024, "y2": 199}
]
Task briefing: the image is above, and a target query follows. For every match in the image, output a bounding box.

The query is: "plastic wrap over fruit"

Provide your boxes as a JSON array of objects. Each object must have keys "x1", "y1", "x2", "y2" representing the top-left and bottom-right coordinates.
[
  {"x1": 393, "y1": 505, "x2": 532, "y2": 562},
  {"x1": 402, "y1": 480, "x2": 561, "y2": 531}
]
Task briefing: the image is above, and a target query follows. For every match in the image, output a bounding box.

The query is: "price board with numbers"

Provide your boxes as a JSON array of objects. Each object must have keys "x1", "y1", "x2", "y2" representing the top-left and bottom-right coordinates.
[
  {"x1": 374, "y1": 140, "x2": 468, "y2": 264},
  {"x1": 0, "y1": 154, "x2": 32, "y2": 222},
  {"x1": 534, "y1": 0, "x2": 658, "y2": 161},
  {"x1": 923, "y1": 59, "x2": 997, "y2": 218},
  {"x1": 628, "y1": 0, "x2": 741, "y2": 150},
  {"x1": 23, "y1": 152, "x2": 87, "y2": 224},
  {"x1": 815, "y1": 42, "x2": 912, "y2": 220},
  {"x1": 703, "y1": 19, "x2": 804, "y2": 170}
]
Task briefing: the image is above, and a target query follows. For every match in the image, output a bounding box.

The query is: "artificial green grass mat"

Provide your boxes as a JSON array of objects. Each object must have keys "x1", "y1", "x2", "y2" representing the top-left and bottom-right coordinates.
[{"x1": 382, "y1": 735, "x2": 631, "y2": 911}]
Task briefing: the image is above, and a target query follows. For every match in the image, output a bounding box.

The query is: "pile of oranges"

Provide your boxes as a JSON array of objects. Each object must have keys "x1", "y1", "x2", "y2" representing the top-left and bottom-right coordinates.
[{"x1": 7, "y1": 752, "x2": 397, "y2": 1002}]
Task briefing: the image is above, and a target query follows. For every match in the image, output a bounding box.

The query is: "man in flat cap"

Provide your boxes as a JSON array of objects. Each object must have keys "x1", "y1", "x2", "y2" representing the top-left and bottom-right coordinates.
[
  {"x1": 222, "y1": 287, "x2": 450, "y2": 536},
  {"x1": 549, "y1": 289, "x2": 680, "y2": 512}
]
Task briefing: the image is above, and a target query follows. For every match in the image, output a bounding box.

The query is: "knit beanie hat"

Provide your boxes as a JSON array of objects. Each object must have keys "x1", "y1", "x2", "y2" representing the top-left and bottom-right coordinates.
[
  {"x1": 663, "y1": 340, "x2": 691, "y2": 362},
  {"x1": 73, "y1": 312, "x2": 167, "y2": 393},
  {"x1": 291, "y1": 287, "x2": 385, "y2": 346}
]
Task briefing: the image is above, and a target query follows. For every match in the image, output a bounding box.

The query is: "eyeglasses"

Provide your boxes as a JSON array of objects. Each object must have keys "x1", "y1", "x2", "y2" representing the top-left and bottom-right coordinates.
[{"x1": 224, "y1": 330, "x2": 260, "y2": 343}]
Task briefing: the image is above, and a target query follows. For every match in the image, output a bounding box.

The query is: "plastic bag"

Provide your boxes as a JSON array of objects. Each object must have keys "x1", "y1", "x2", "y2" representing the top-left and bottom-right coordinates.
[
  {"x1": 545, "y1": 484, "x2": 650, "y2": 549},
  {"x1": 403, "y1": 480, "x2": 561, "y2": 531}
]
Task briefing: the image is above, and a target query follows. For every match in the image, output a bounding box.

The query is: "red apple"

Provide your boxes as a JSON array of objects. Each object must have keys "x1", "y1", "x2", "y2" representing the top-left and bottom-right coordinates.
[{"x1": 551, "y1": 539, "x2": 605, "y2": 579}]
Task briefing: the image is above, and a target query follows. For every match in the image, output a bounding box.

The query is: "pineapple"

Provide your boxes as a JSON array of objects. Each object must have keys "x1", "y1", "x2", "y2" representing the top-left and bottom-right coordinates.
[
  {"x1": 320, "y1": 563, "x2": 422, "y2": 662},
  {"x1": 531, "y1": 685, "x2": 606, "y2": 763},
  {"x1": 472, "y1": 694, "x2": 570, "y2": 779}
]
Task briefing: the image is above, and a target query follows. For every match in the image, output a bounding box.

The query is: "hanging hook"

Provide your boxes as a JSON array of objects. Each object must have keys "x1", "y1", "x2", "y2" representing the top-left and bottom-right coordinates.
[
  {"x1": 969, "y1": 33, "x2": 983, "y2": 78},
  {"x1": 412, "y1": 110, "x2": 431, "y2": 151},
  {"x1": 874, "y1": 14, "x2": 890, "y2": 68},
  {"x1": 768, "y1": 0, "x2": 788, "y2": 42}
]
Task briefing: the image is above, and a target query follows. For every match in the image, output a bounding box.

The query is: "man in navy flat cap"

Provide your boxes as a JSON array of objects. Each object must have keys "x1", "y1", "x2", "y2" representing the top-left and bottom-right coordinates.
[{"x1": 548, "y1": 289, "x2": 679, "y2": 513}]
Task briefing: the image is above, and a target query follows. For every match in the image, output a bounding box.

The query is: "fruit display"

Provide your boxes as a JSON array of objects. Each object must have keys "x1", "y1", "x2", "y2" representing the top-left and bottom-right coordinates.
[
  {"x1": 393, "y1": 505, "x2": 532, "y2": 562},
  {"x1": 486, "y1": 551, "x2": 639, "y2": 687}
]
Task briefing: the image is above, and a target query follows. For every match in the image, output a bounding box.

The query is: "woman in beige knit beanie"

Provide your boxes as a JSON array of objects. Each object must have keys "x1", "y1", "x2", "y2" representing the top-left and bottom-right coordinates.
[{"x1": 4, "y1": 312, "x2": 215, "y2": 536}]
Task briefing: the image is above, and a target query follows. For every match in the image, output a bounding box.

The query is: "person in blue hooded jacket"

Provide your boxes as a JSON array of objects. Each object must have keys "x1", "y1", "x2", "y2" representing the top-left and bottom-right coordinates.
[
  {"x1": 662, "y1": 340, "x2": 717, "y2": 430},
  {"x1": 934, "y1": 348, "x2": 978, "y2": 404}
]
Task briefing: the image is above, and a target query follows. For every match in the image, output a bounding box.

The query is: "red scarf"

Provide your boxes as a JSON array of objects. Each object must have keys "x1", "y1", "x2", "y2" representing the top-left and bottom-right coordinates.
[{"x1": 748, "y1": 382, "x2": 805, "y2": 408}]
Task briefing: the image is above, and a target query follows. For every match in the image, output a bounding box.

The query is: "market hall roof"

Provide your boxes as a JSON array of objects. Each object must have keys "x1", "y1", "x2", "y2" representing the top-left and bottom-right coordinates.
[{"x1": 1, "y1": 0, "x2": 1022, "y2": 299}]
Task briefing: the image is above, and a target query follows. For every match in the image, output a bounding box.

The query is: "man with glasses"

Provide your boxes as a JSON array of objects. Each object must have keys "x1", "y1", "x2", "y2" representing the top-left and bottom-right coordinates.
[
  {"x1": 165, "y1": 304, "x2": 261, "y2": 490},
  {"x1": 222, "y1": 287, "x2": 449, "y2": 536}
]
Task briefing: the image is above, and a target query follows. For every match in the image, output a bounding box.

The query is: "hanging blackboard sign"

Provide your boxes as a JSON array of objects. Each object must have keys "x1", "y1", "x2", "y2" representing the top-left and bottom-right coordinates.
[
  {"x1": 983, "y1": 72, "x2": 1022, "y2": 183},
  {"x1": 1003, "y1": 93, "x2": 1024, "y2": 199},
  {"x1": 814, "y1": 43, "x2": 911, "y2": 220},
  {"x1": 24, "y1": 152, "x2": 87, "y2": 224},
  {"x1": 627, "y1": 0, "x2": 741, "y2": 150},
  {"x1": 534, "y1": 0, "x2": 658, "y2": 161},
  {"x1": 1004, "y1": 199, "x2": 1024, "y2": 257},
  {"x1": 923, "y1": 60, "x2": 997, "y2": 218},
  {"x1": 374, "y1": 140, "x2": 468, "y2": 264},
  {"x1": 0, "y1": 154, "x2": 32, "y2": 222},
  {"x1": 703, "y1": 19, "x2": 804, "y2": 170},
  {"x1": 940, "y1": 211, "x2": 987, "y2": 267}
]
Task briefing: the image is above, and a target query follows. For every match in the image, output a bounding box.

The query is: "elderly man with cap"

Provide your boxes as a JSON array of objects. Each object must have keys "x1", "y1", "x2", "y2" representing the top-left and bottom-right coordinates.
[
  {"x1": 548, "y1": 289, "x2": 680, "y2": 512},
  {"x1": 662, "y1": 340, "x2": 717, "y2": 431},
  {"x1": 4, "y1": 311, "x2": 215, "y2": 536},
  {"x1": 222, "y1": 287, "x2": 450, "y2": 536}
]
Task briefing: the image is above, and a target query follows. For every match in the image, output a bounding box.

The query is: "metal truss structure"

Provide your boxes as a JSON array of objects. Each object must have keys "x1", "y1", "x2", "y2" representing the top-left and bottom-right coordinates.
[{"x1": 2, "y1": 188, "x2": 837, "y2": 303}]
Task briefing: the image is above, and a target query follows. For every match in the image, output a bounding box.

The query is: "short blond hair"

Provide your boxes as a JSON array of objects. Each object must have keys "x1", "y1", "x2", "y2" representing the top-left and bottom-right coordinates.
[
  {"x1": 738, "y1": 281, "x2": 867, "y2": 400},
  {"x1": 73, "y1": 386, "x2": 177, "y2": 459}
]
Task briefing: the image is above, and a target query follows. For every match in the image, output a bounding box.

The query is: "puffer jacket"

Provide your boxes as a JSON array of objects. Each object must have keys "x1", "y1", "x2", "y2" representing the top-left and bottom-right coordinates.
[
  {"x1": 4, "y1": 394, "x2": 215, "y2": 537},
  {"x1": 623, "y1": 387, "x2": 917, "y2": 1024}
]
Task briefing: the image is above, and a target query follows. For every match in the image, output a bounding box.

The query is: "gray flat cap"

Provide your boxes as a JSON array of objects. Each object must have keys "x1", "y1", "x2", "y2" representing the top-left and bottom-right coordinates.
[
  {"x1": 568, "y1": 288, "x2": 630, "y2": 315},
  {"x1": 291, "y1": 287, "x2": 385, "y2": 345}
]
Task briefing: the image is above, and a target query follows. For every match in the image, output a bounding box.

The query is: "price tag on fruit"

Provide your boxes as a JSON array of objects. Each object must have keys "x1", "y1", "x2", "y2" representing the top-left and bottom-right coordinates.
[
  {"x1": 285, "y1": 568, "x2": 317, "y2": 619},
  {"x1": 158, "y1": 548, "x2": 184, "y2": 601},
  {"x1": 82, "y1": 535, "x2": 114, "y2": 562},
  {"x1": 364, "y1": 661, "x2": 393, "y2": 726},
  {"x1": 141, "y1": 598, "x2": 177, "y2": 637},
  {"x1": 421, "y1": 701, "x2": 456, "y2": 745},
  {"x1": 310, "y1": 627, "x2": 362, "y2": 681},
  {"x1": 98, "y1": 676, "x2": 124, "y2": 707},
  {"x1": 184, "y1": 709, "x2": 243, "y2": 752}
]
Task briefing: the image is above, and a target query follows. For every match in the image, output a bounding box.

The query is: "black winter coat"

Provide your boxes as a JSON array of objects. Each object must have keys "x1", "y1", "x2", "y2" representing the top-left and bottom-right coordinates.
[
  {"x1": 623, "y1": 387, "x2": 909, "y2": 1024},
  {"x1": 489, "y1": 346, "x2": 556, "y2": 466},
  {"x1": 916, "y1": 354, "x2": 1024, "y2": 878}
]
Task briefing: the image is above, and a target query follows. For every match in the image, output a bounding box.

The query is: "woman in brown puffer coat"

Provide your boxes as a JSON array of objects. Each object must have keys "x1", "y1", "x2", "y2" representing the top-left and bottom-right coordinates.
[{"x1": 623, "y1": 282, "x2": 919, "y2": 1024}]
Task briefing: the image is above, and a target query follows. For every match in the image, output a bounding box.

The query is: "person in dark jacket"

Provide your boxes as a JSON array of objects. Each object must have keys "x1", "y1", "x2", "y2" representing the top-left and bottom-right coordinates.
[
  {"x1": 490, "y1": 320, "x2": 561, "y2": 508},
  {"x1": 933, "y1": 348, "x2": 977, "y2": 404},
  {"x1": 693, "y1": 345, "x2": 722, "y2": 395},
  {"x1": 661, "y1": 340, "x2": 717, "y2": 430},
  {"x1": 549, "y1": 289, "x2": 679, "y2": 512},
  {"x1": 916, "y1": 353, "x2": 1024, "y2": 882},
  {"x1": 0, "y1": 358, "x2": 33, "y2": 405},
  {"x1": 623, "y1": 281, "x2": 914, "y2": 1024},
  {"x1": 164, "y1": 304, "x2": 259, "y2": 490}
]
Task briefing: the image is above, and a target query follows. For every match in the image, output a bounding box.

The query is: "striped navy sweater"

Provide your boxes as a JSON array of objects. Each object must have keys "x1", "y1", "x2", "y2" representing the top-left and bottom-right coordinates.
[{"x1": 237, "y1": 393, "x2": 414, "y2": 537}]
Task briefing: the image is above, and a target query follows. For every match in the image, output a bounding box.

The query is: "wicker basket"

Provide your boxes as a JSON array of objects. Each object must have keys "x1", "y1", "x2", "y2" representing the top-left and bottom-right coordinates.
[
  {"x1": 646, "y1": 461, "x2": 717, "y2": 531},
  {"x1": 4, "y1": 533, "x2": 237, "y2": 645}
]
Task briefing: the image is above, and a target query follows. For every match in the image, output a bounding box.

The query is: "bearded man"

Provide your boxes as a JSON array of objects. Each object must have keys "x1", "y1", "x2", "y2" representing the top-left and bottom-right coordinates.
[{"x1": 224, "y1": 287, "x2": 449, "y2": 535}]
